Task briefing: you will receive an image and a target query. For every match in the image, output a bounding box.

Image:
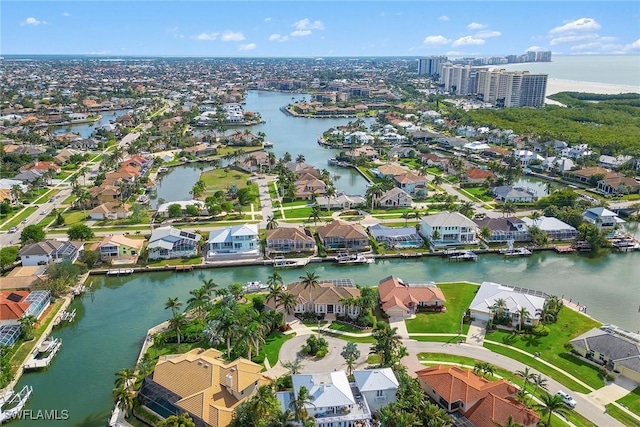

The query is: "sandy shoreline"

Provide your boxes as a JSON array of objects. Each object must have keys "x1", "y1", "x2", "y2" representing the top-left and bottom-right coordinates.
[{"x1": 546, "y1": 78, "x2": 640, "y2": 96}]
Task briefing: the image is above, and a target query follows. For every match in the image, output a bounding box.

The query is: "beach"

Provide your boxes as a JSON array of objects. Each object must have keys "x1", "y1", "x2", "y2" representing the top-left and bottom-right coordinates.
[{"x1": 546, "y1": 77, "x2": 640, "y2": 96}]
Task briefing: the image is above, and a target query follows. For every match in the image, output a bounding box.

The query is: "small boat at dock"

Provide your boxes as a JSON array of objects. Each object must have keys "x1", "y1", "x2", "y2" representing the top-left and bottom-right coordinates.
[
  {"x1": 106, "y1": 269, "x2": 134, "y2": 276},
  {"x1": 443, "y1": 249, "x2": 478, "y2": 262},
  {"x1": 23, "y1": 337, "x2": 62, "y2": 370},
  {"x1": 500, "y1": 247, "x2": 532, "y2": 257},
  {"x1": 157, "y1": 167, "x2": 169, "y2": 174},
  {"x1": 243, "y1": 281, "x2": 268, "y2": 293},
  {"x1": 335, "y1": 252, "x2": 375, "y2": 264},
  {"x1": 272, "y1": 256, "x2": 310, "y2": 269},
  {"x1": 0, "y1": 385, "x2": 33, "y2": 424}
]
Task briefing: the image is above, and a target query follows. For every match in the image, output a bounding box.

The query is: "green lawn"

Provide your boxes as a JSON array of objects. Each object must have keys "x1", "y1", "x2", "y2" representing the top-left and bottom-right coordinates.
[
  {"x1": 200, "y1": 167, "x2": 251, "y2": 192},
  {"x1": 0, "y1": 207, "x2": 38, "y2": 230},
  {"x1": 281, "y1": 200, "x2": 310, "y2": 208},
  {"x1": 145, "y1": 257, "x2": 203, "y2": 267},
  {"x1": 410, "y1": 334, "x2": 467, "y2": 343},
  {"x1": 485, "y1": 307, "x2": 603, "y2": 390},
  {"x1": 406, "y1": 282, "x2": 479, "y2": 334},
  {"x1": 606, "y1": 403, "x2": 640, "y2": 427},
  {"x1": 62, "y1": 194, "x2": 77, "y2": 205},
  {"x1": 269, "y1": 183, "x2": 278, "y2": 199},
  {"x1": 33, "y1": 188, "x2": 61, "y2": 204},
  {"x1": 617, "y1": 388, "x2": 640, "y2": 418},
  {"x1": 322, "y1": 331, "x2": 376, "y2": 343},
  {"x1": 460, "y1": 186, "x2": 494, "y2": 202},
  {"x1": 282, "y1": 207, "x2": 315, "y2": 219},
  {"x1": 255, "y1": 331, "x2": 295, "y2": 367},
  {"x1": 62, "y1": 210, "x2": 89, "y2": 226},
  {"x1": 483, "y1": 342, "x2": 591, "y2": 393}
]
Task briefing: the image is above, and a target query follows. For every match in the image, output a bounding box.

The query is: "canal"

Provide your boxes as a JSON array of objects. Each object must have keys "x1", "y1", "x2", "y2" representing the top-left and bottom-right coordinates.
[
  {"x1": 53, "y1": 109, "x2": 130, "y2": 139},
  {"x1": 12, "y1": 236, "x2": 640, "y2": 426}
]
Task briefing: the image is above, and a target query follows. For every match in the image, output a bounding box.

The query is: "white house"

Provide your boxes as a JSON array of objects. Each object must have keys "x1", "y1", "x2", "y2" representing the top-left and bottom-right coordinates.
[
  {"x1": 277, "y1": 371, "x2": 372, "y2": 427},
  {"x1": 468, "y1": 281, "x2": 546, "y2": 327},
  {"x1": 374, "y1": 187, "x2": 413, "y2": 208},
  {"x1": 353, "y1": 368, "x2": 399, "y2": 413},
  {"x1": 543, "y1": 156, "x2": 575, "y2": 173},
  {"x1": 491, "y1": 186, "x2": 537, "y2": 203},
  {"x1": 315, "y1": 193, "x2": 366, "y2": 210},
  {"x1": 599, "y1": 155, "x2": 632, "y2": 170},
  {"x1": 19, "y1": 240, "x2": 84, "y2": 267},
  {"x1": 147, "y1": 226, "x2": 202, "y2": 260},
  {"x1": 513, "y1": 150, "x2": 544, "y2": 166},
  {"x1": 206, "y1": 224, "x2": 259, "y2": 259},
  {"x1": 521, "y1": 216, "x2": 577, "y2": 240},
  {"x1": 582, "y1": 207, "x2": 625, "y2": 236},
  {"x1": 420, "y1": 211, "x2": 478, "y2": 247}
]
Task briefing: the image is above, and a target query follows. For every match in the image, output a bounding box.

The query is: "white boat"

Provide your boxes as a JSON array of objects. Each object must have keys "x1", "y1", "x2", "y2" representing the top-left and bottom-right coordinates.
[
  {"x1": 272, "y1": 257, "x2": 310, "y2": 268},
  {"x1": 263, "y1": 141, "x2": 274, "y2": 148},
  {"x1": 243, "y1": 281, "x2": 268, "y2": 293},
  {"x1": 446, "y1": 250, "x2": 478, "y2": 262},
  {"x1": 335, "y1": 252, "x2": 374, "y2": 264},
  {"x1": 157, "y1": 167, "x2": 169, "y2": 174},
  {"x1": 0, "y1": 385, "x2": 33, "y2": 424},
  {"x1": 106, "y1": 269, "x2": 134, "y2": 276},
  {"x1": 500, "y1": 247, "x2": 532, "y2": 257},
  {"x1": 137, "y1": 194, "x2": 150, "y2": 204}
]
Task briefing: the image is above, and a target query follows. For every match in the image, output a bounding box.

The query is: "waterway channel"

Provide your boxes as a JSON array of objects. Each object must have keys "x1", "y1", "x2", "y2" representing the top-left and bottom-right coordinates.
[
  {"x1": 10, "y1": 91, "x2": 640, "y2": 426},
  {"x1": 53, "y1": 109, "x2": 130, "y2": 139}
]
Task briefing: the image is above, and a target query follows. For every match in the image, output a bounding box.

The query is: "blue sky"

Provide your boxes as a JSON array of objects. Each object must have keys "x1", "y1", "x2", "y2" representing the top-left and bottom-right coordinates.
[{"x1": 3, "y1": 1, "x2": 640, "y2": 56}]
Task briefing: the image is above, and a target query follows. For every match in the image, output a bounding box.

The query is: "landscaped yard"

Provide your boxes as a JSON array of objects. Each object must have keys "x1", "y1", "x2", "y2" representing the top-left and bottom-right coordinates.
[
  {"x1": 606, "y1": 403, "x2": 640, "y2": 427},
  {"x1": 62, "y1": 210, "x2": 89, "y2": 226},
  {"x1": 460, "y1": 186, "x2": 494, "y2": 202},
  {"x1": 617, "y1": 388, "x2": 640, "y2": 418},
  {"x1": 200, "y1": 167, "x2": 252, "y2": 192},
  {"x1": 254, "y1": 331, "x2": 294, "y2": 367},
  {"x1": 484, "y1": 306, "x2": 604, "y2": 390},
  {"x1": 0, "y1": 207, "x2": 38, "y2": 230},
  {"x1": 146, "y1": 257, "x2": 203, "y2": 267},
  {"x1": 406, "y1": 282, "x2": 479, "y2": 334},
  {"x1": 328, "y1": 322, "x2": 372, "y2": 334}
]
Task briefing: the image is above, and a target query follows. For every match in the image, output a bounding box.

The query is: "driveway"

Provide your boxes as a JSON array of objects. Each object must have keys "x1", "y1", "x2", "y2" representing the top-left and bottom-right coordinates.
[{"x1": 466, "y1": 319, "x2": 487, "y2": 346}]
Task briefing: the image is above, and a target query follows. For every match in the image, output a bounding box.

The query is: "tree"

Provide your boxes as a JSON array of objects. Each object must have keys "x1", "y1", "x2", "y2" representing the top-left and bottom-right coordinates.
[
  {"x1": 112, "y1": 383, "x2": 136, "y2": 419},
  {"x1": 201, "y1": 279, "x2": 218, "y2": 297},
  {"x1": 532, "y1": 374, "x2": 549, "y2": 399},
  {"x1": 290, "y1": 385, "x2": 314, "y2": 423},
  {"x1": 299, "y1": 271, "x2": 320, "y2": 311},
  {"x1": 534, "y1": 392, "x2": 571, "y2": 426},
  {"x1": 501, "y1": 201, "x2": 516, "y2": 217},
  {"x1": 307, "y1": 204, "x2": 321, "y2": 227},
  {"x1": 67, "y1": 224, "x2": 95, "y2": 241},
  {"x1": 528, "y1": 225, "x2": 549, "y2": 247},
  {"x1": 282, "y1": 357, "x2": 304, "y2": 374},
  {"x1": 114, "y1": 368, "x2": 136, "y2": 390},
  {"x1": 518, "y1": 306, "x2": 531, "y2": 331},
  {"x1": 516, "y1": 367, "x2": 534, "y2": 395},
  {"x1": 370, "y1": 321, "x2": 406, "y2": 368},
  {"x1": 279, "y1": 292, "x2": 296, "y2": 315},
  {"x1": 459, "y1": 201, "x2": 474, "y2": 218},
  {"x1": 157, "y1": 414, "x2": 196, "y2": 427},
  {"x1": 480, "y1": 226, "x2": 492, "y2": 241},
  {"x1": 266, "y1": 215, "x2": 278, "y2": 230},
  {"x1": 186, "y1": 287, "x2": 211, "y2": 320},
  {"x1": 164, "y1": 297, "x2": 183, "y2": 317},
  {"x1": 168, "y1": 203, "x2": 183, "y2": 218},
  {"x1": 341, "y1": 342, "x2": 361, "y2": 376},
  {"x1": 20, "y1": 224, "x2": 45, "y2": 245},
  {"x1": 0, "y1": 246, "x2": 19, "y2": 270},
  {"x1": 266, "y1": 272, "x2": 284, "y2": 307},
  {"x1": 169, "y1": 313, "x2": 187, "y2": 345},
  {"x1": 19, "y1": 315, "x2": 37, "y2": 341}
]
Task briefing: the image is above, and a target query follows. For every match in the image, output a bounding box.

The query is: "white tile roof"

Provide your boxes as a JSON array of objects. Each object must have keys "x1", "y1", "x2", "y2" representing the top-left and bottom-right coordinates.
[
  {"x1": 292, "y1": 371, "x2": 355, "y2": 409},
  {"x1": 353, "y1": 368, "x2": 399, "y2": 392},
  {"x1": 469, "y1": 282, "x2": 546, "y2": 317}
]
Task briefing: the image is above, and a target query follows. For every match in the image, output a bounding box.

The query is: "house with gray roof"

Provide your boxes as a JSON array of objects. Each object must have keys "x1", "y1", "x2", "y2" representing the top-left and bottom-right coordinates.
[
  {"x1": 206, "y1": 224, "x2": 259, "y2": 260},
  {"x1": 19, "y1": 240, "x2": 84, "y2": 267},
  {"x1": 368, "y1": 224, "x2": 423, "y2": 249},
  {"x1": 491, "y1": 186, "x2": 537, "y2": 203},
  {"x1": 582, "y1": 207, "x2": 625, "y2": 236},
  {"x1": 570, "y1": 325, "x2": 640, "y2": 383},
  {"x1": 353, "y1": 368, "x2": 399, "y2": 413},
  {"x1": 277, "y1": 371, "x2": 373, "y2": 426},
  {"x1": 147, "y1": 226, "x2": 201, "y2": 260},
  {"x1": 468, "y1": 281, "x2": 546, "y2": 328},
  {"x1": 374, "y1": 187, "x2": 413, "y2": 208},
  {"x1": 420, "y1": 211, "x2": 478, "y2": 247},
  {"x1": 521, "y1": 216, "x2": 577, "y2": 241},
  {"x1": 473, "y1": 217, "x2": 530, "y2": 243}
]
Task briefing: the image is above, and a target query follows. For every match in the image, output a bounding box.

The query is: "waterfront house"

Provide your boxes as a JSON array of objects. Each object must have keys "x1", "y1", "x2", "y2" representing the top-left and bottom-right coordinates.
[
  {"x1": 378, "y1": 276, "x2": 446, "y2": 319},
  {"x1": 368, "y1": 224, "x2": 423, "y2": 249},
  {"x1": 417, "y1": 365, "x2": 539, "y2": 427},
  {"x1": 184, "y1": 143, "x2": 215, "y2": 158},
  {"x1": 352, "y1": 368, "x2": 399, "y2": 413},
  {"x1": 468, "y1": 281, "x2": 546, "y2": 327},
  {"x1": 599, "y1": 155, "x2": 633, "y2": 170},
  {"x1": 265, "y1": 226, "x2": 316, "y2": 256},
  {"x1": 19, "y1": 240, "x2": 83, "y2": 267},
  {"x1": 276, "y1": 371, "x2": 372, "y2": 426},
  {"x1": 569, "y1": 325, "x2": 640, "y2": 383},
  {"x1": 473, "y1": 217, "x2": 530, "y2": 243},
  {"x1": 206, "y1": 224, "x2": 259, "y2": 259},
  {"x1": 521, "y1": 216, "x2": 577, "y2": 241},
  {"x1": 273, "y1": 279, "x2": 361, "y2": 319},
  {"x1": 317, "y1": 220, "x2": 369, "y2": 251},
  {"x1": 373, "y1": 163, "x2": 407, "y2": 178},
  {"x1": 91, "y1": 234, "x2": 145, "y2": 264},
  {"x1": 138, "y1": 348, "x2": 270, "y2": 427},
  {"x1": 89, "y1": 202, "x2": 132, "y2": 220},
  {"x1": 0, "y1": 290, "x2": 51, "y2": 346},
  {"x1": 156, "y1": 200, "x2": 207, "y2": 217},
  {"x1": 513, "y1": 150, "x2": 544, "y2": 166},
  {"x1": 568, "y1": 167, "x2": 617, "y2": 185},
  {"x1": 597, "y1": 176, "x2": 640, "y2": 196},
  {"x1": 543, "y1": 156, "x2": 575, "y2": 173},
  {"x1": 393, "y1": 172, "x2": 428, "y2": 196},
  {"x1": 294, "y1": 173, "x2": 327, "y2": 199},
  {"x1": 582, "y1": 207, "x2": 625, "y2": 236},
  {"x1": 0, "y1": 266, "x2": 47, "y2": 291},
  {"x1": 491, "y1": 186, "x2": 537, "y2": 203},
  {"x1": 315, "y1": 193, "x2": 366, "y2": 210},
  {"x1": 419, "y1": 211, "x2": 478, "y2": 247},
  {"x1": 147, "y1": 226, "x2": 201, "y2": 260},
  {"x1": 374, "y1": 187, "x2": 413, "y2": 208},
  {"x1": 344, "y1": 145, "x2": 378, "y2": 160}
]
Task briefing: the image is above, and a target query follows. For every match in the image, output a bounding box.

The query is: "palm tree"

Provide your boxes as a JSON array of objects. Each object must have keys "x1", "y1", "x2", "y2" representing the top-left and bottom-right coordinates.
[
  {"x1": 201, "y1": 279, "x2": 218, "y2": 297},
  {"x1": 10, "y1": 184, "x2": 24, "y2": 204},
  {"x1": 295, "y1": 154, "x2": 306, "y2": 163},
  {"x1": 459, "y1": 201, "x2": 474, "y2": 218},
  {"x1": 432, "y1": 174, "x2": 444, "y2": 187},
  {"x1": 480, "y1": 226, "x2": 492, "y2": 241},
  {"x1": 112, "y1": 383, "x2": 135, "y2": 419},
  {"x1": 169, "y1": 313, "x2": 187, "y2": 345},
  {"x1": 299, "y1": 271, "x2": 320, "y2": 313},
  {"x1": 282, "y1": 357, "x2": 304, "y2": 374},
  {"x1": 370, "y1": 321, "x2": 405, "y2": 368},
  {"x1": 266, "y1": 215, "x2": 279, "y2": 230},
  {"x1": 164, "y1": 297, "x2": 183, "y2": 317},
  {"x1": 501, "y1": 200, "x2": 516, "y2": 217},
  {"x1": 308, "y1": 204, "x2": 322, "y2": 227},
  {"x1": 114, "y1": 368, "x2": 136, "y2": 389},
  {"x1": 516, "y1": 367, "x2": 534, "y2": 394},
  {"x1": 544, "y1": 182, "x2": 554, "y2": 195},
  {"x1": 530, "y1": 210, "x2": 542, "y2": 226},
  {"x1": 266, "y1": 271, "x2": 284, "y2": 307},
  {"x1": 217, "y1": 306, "x2": 238, "y2": 358},
  {"x1": 518, "y1": 306, "x2": 531, "y2": 330},
  {"x1": 187, "y1": 287, "x2": 211, "y2": 320},
  {"x1": 534, "y1": 392, "x2": 571, "y2": 426},
  {"x1": 18, "y1": 315, "x2": 37, "y2": 341},
  {"x1": 280, "y1": 292, "x2": 296, "y2": 315},
  {"x1": 240, "y1": 320, "x2": 266, "y2": 360},
  {"x1": 290, "y1": 385, "x2": 314, "y2": 422},
  {"x1": 532, "y1": 374, "x2": 549, "y2": 400}
]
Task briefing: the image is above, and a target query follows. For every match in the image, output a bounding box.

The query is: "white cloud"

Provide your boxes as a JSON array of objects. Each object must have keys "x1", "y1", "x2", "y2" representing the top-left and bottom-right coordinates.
[
  {"x1": 61, "y1": 12, "x2": 71, "y2": 17},
  {"x1": 290, "y1": 30, "x2": 312, "y2": 37},
  {"x1": 264, "y1": 17, "x2": 271, "y2": 23},
  {"x1": 626, "y1": 39, "x2": 640, "y2": 50},
  {"x1": 550, "y1": 34, "x2": 597, "y2": 46},
  {"x1": 452, "y1": 36, "x2": 485, "y2": 47},
  {"x1": 238, "y1": 43, "x2": 256, "y2": 51},
  {"x1": 438, "y1": 15, "x2": 449, "y2": 22},
  {"x1": 193, "y1": 32, "x2": 219, "y2": 41},
  {"x1": 423, "y1": 35, "x2": 452, "y2": 45},
  {"x1": 467, "y1": 22, "x2": 487, "y2": 30},
  {"x1": 269, "y1": 33, "x2": 289, "y2": 42},
  {"x1": 549, "y1": 18, "x2": 601, "y2": 34},
  {"x1": 525, "y1": 45, "x2": 546, "y2": 52},
  {"x1": 293, "y1": 18, "x2": 325, "y2": 31},
  {"x1": 21, "y1": 17, "x2": 46, "y2": 26},
  {"x1": 475, "y1": 30, "x2": 501, "y2": 39},
  {"x1": 446, "y1": 50, "x2": 464, "y2": 56},
  {"x1": 220, "y1": 31, "x2": 245, "y2": 42}
]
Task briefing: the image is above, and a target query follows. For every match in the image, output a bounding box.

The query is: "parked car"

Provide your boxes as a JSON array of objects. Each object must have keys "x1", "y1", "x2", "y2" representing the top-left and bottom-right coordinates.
[
  {"x1": 557, "y1": 390, "x2": 577, "y2": 408},
  {"x1": 8, "y1": 227, "x2": 18, "y2": 233}
]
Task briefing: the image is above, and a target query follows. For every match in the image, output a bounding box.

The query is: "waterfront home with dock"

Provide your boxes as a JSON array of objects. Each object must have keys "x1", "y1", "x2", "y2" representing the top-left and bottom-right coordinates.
[
  {"x1": 468, "y1": 282, "x2": 546, "y2": 327},
  {"x1": 206, "y1": 224, "x2": 259, "y2": 260},
  {"x1": 265, "y1": 226, "x2": 316, "y2": 257},
  {"x1": 419, "y1": 212, "x2": 478, "y2": 247},
  {"x1": 378, "y1": 276, "x2": 446, "y2": 319},
  {"x1": 368, "y1": 224, "x2": 423, "y2": 249},
  {"x1": 18, "y1": 240, "x2": 84, "y2": 267},
  {"x1": 473, "y1": 217, "x2": 530, "y2": 243},
  {"x1": 317, "y1": 220, "x2": 369, "y2": 251},
  {"x1": 0, "y1": 290, "x2": 51, "y2": 346},
  {"x1": 91, "y1": 235, "x2": 145, "y2": 264},
  {"x1": 521, "y1": 216, "x2": 577, "y2": 241},
  {"x1": 272, "y1": 278, "x2": 361, "y2": 319},
  {"x1": 147, "y1": 226, "x2": 201, "y2": 260},
  {"x1": 373, "y1": 187, "x2": 413, "y2": 208},
  {"x1": 582, "y1": 207, "x2": 625, "y2": 237}
]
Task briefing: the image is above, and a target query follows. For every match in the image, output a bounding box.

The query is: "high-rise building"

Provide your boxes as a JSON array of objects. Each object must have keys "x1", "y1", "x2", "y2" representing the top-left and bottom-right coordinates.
[
  {"x1": 535, "y1": 51, "x2": 552, "y2": 62},
  {"x1": 474, "y1": 69, "x2": 547, "y2": 107},
  {"x1": 440, "y1": 64, "x2": 474, "y2": 95},
  {"x1": 417, "y1": 56, "x2": 448, "y2": 76},
  {"x1": 520, "y1": 73, "x2": 548, "y2": 106}
]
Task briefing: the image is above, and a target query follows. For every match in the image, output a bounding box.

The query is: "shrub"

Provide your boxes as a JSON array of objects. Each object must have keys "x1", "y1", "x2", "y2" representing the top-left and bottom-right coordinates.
[
  {"x1": 606, "y1": 373, "x2": 615, "y2": 382},
  {"x1": 302, "y1": 335, "x2": 329, "y2": 358},
  {"x1": 532, "y1": 324, "x2": 550, "y2": 336}
]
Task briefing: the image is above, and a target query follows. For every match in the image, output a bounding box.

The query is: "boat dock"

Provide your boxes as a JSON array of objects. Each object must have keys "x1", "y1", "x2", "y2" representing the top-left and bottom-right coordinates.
[
  {"x1": 554, "y1": 245, "x2": 577, "y2": 254},
  {"x1": 444, "y1": 250, "x2": 478, "y2": 262},
  {"x1": 272, "y1": 256, "x2": 310, "y2": 268},
  {"x1": 500, "y1": 247, "x2": 532, "y2": 257},
  {"x1": 53, "y1": 308, "x2": 77, "y2": 327},
  {"x1": 23, "y1": 337, "x2": 62, "y2": 370},
  {"x1": 174, "y1": 265, "x2": 194, "y2": 272},
  {"x1": 0, "y1": 385, "x2": 33, "y2": 424},
  {"x1": 106, "y1": 268, "x2": 134, "y2": 276}
]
